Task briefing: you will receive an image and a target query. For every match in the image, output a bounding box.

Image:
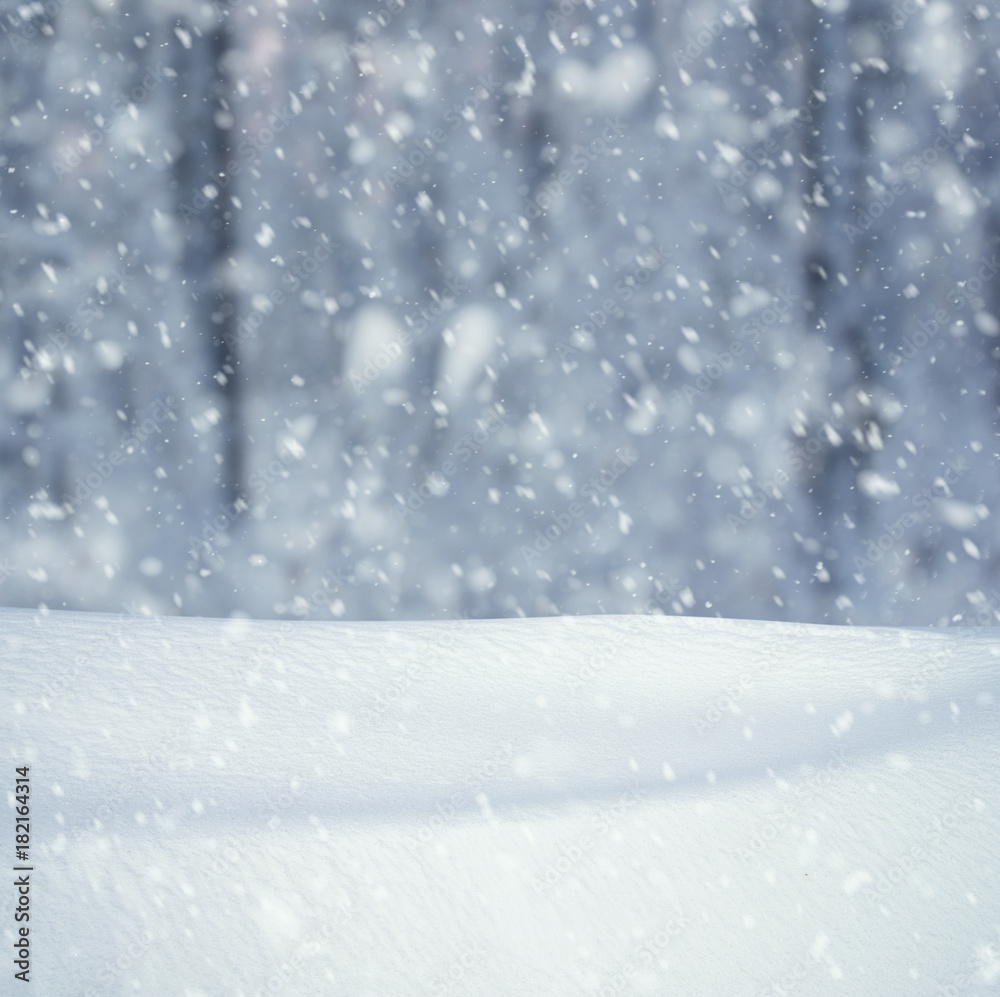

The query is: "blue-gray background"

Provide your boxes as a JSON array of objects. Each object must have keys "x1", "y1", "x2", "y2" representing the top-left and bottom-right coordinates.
[{"x1": 1, "y1": 0, "x2": 998, "y2": 625}]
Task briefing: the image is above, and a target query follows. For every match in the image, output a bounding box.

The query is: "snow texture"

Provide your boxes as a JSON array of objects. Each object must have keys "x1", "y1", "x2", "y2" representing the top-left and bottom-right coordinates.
[{"x1": 4, "y1": 609, "x2": 999, "y2": 994}]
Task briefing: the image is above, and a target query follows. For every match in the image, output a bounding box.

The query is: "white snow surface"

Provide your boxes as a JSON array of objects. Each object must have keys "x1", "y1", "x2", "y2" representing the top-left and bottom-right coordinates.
[{"x1": 3, "y1": 609, "x2": 1000, "y2": 995}]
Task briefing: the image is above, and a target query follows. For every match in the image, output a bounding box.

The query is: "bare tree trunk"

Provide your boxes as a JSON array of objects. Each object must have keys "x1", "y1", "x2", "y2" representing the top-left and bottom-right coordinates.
[
  {"x1": 172, "y1": 17, "x2": 242, "y2": 502},
  {"x1": 797, "y1": 1, "x2": 876, "y2": 619}
]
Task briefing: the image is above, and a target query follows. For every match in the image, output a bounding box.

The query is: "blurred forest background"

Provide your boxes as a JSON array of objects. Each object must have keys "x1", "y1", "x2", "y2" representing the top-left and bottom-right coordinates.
[{"x1": 1, "y1": 0, "x2": 999, "y2": 625}]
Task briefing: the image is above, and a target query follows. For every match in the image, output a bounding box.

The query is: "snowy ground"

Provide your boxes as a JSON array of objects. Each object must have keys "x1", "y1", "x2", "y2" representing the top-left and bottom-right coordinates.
[{"x1": 3, "y1": 609, "x2": 999, "y2": 995}]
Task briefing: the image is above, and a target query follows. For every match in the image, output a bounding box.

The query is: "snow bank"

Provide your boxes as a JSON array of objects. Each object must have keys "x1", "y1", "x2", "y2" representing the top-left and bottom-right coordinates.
[{"x1": 3, "y1": 609, "x2": 999, "y2": 994}]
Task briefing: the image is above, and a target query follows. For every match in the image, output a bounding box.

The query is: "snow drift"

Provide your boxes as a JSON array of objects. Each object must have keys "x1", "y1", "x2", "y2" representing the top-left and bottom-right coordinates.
[{"x1": 2, "y1": 609, "x2": 999, "y2": 995}]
